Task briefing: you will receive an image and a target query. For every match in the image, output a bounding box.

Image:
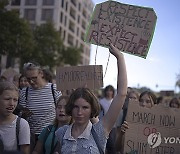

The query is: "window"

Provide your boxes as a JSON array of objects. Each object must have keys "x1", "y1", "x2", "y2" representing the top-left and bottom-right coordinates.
[
  {"x1": 43, "y1": 0, "x2": 54, "y2": 5},
  {"x1": 77, "y1": 15, "x2": 80, "y2": 23},
  {"x1": 24, "y1": 9, "x2": 36, "y2": 21},
  {"x1": 81, "y1": 32, "x2": 85, "y2": 41},
  {"x1": 68, "y1": 34, "x2": 74, "y2": 46},
  {"x1": 81, "y1": 20, "x2": 86, "y2": 30},
  {"x1": 61, "y1": 0, "x2": 64, "y2": 8},
  {"x1": 25, "y1": 0, "x2": 37, "y2": 5},
  {"x1": 78, "y1": 3, "x2": 81, "y2": 11},
  {"x1": 76, "y1": 27, "x2": 79, "y2": 36},
  {"x1": 64, "y1": 16, "x2": 67, "y2": 26},
  {"x1": 11, "y1": 0, "x2": 20, "y2": 5},
  {"x1": 41, "y1": 9, "x2": 53, "y2": 21},
  {"x1": 70, "y1": 7, "x2": 76, "y2": 20},
  {"x1": 71, "y1": 0, "x2": 76, "y2": 7},
  {"x1": 60, "y1": 12, "x2": 63, "y2": 23},
  {"x1": 66, "y1": 2, "x2": 68, "y2": 11},
  {"x1": 69, "y1": 20, "x2": 75, "y2": 33},
  {"x1": 82, "y1": 9, "x2": 87, "y2": 18}
]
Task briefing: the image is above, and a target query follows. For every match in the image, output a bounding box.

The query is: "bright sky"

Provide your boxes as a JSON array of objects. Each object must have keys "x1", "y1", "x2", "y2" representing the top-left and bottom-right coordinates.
[{"x1": 90, "y1": 0, "x2": 180, "y2": 92}]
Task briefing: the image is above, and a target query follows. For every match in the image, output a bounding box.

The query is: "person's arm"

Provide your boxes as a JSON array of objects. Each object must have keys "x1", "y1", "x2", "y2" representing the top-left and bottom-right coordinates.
[
  {"x1": 32, "y1": 140, "x2": 43, "y2": 154},
  {"x1": 102, "y1": 44, "x2": 127, "y2": 136},
  {"x1": 20, "y1": 144, "x2": 30, "y2": 154}
]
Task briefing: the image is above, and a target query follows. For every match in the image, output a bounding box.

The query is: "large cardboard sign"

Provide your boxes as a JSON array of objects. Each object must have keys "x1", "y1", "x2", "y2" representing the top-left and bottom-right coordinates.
[
  {"x1": 85, "y1": 1, "x2": 157, "y2": 58},
  {"x1": 56, "y1": 65, "x2": 103, "y2": 91},
  {"x1": 124, "y1": 102, "x2": 180, "y2": 154}
]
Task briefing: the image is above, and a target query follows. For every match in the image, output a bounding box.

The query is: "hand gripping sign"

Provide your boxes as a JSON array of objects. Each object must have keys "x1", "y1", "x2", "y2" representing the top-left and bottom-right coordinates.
[{"x1": 85, "y1": 1, "x2": 157, "y2": 58}]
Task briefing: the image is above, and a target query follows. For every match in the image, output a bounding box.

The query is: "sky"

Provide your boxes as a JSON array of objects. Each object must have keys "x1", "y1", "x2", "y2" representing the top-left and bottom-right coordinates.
[{"x1": 90, "y1": 0, "x2": 180, "y2": 92}]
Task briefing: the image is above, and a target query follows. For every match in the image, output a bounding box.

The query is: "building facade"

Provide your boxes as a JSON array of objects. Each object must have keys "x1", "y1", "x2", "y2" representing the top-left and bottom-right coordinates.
[{"x1": 1, "y1": 0, "x2": 94, "y2": 73}]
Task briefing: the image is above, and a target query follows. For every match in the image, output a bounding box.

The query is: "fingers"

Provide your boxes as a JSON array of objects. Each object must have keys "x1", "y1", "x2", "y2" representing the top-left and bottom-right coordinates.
[
  {"x1": 121, "y1": 121, "x2": 129, "y2": 133},
  {"x1": 109, "y1": 43, "x2": 123, "y2": 58}
]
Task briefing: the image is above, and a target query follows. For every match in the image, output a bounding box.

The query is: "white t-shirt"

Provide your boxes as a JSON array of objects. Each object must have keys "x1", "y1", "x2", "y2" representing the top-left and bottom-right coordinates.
[
  {"x1": 0, "y1": 116, "x2": 30, "y2": 151},
  {"x1": 99, "y1": 98, "x2": 113, "y2": 116}
]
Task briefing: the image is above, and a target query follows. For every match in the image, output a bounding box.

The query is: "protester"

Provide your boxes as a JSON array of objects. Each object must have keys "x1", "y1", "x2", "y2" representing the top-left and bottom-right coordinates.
[
  {"x1": 18, "y1": 61, "x2": 61, "y2": 151},
  {"x1": 139, "y1": 91, "x2": 157, "y2": 108},
  {"x1": 0, "y1": 81, "x2": 30, "y2": 154},
  {"x1": 99, "y1": 85, "x2": 116, "y2": 154},
  {"x1": 55, "y1": 43, "x2": 127, "y2": 153},
  {"x1": 169, "y1": 97, "x2": 180, "y2": 108},
  {"x1": 32, "y1": 96, "x2": 72, "y2": 154},
  {"x1": 18, "y1": 75, "x2": 29, "y2": 90}
]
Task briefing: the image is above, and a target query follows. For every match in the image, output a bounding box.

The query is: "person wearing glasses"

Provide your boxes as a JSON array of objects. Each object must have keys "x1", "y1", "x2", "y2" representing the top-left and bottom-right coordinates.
[{"x1": 18, "y1": 62, "x2": 61, "y2": 152}]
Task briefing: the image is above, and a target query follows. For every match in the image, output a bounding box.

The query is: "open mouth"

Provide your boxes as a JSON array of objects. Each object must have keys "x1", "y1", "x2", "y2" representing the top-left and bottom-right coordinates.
[{"x1": 6, "y1": 107, "x2": 14, "y2": 112}]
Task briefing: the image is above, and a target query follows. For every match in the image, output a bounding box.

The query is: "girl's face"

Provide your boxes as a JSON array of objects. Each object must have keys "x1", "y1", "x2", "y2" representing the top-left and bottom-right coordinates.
[
  {"x1": 128, "y1": 93, "x2": 139, "y2": 102},
  {"x1": 56, "y1": 99, "x2": 71, "y2": 124},
  {"x1": 0, "y1": 90, "x2": 18, "y2": 116},
  {"x1": 170, "y1": 102, "x2": 179, "y2": 108},
  {"x1": 139, "y1": 94, "x2": 154, "y2": 108},
  {"x1": 72, "y1": 98, "x2": 91, "y2": 125},
  {"x1": 19, "y1": 77, "x2": 29, "y2": 89}
]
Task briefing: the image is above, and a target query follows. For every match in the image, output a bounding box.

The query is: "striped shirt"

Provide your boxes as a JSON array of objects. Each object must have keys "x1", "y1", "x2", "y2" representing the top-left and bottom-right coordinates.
[{"x1": 19, "y1": 83, "x2": 61, "y2": 134}]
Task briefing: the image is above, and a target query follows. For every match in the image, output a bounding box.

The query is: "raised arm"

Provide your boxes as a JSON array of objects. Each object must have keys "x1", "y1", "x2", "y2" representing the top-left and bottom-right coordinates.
[{"x1": 102, "y1": 44, "x2": 127, "y2": 136}]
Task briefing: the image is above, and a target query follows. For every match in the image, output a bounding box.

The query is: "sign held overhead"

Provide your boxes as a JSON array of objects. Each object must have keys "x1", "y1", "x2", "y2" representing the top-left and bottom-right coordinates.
[{"x1": 85, "y1": 1, "x2": 157, "y2": 58}]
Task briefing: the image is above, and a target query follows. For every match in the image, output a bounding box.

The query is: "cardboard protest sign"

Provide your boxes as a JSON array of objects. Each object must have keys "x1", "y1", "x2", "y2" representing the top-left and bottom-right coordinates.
[
  {"x1": 56, "y1": 65, "x2": 103, "y2": 91},
  {"x1": 85, "y1": 1, "x2": 157, "y2": 58},
  {"x1": 124, "y1": 102, "x2": 180, "y2": 154}
]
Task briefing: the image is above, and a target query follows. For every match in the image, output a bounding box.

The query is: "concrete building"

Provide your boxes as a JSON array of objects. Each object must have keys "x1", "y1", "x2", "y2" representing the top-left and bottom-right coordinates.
[{"x1": 1, "y1": 0, "x2": 94, "y2": 74}]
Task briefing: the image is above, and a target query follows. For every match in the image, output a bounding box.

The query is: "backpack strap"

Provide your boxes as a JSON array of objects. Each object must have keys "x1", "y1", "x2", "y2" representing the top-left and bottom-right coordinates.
[
  {"x1": 16, "y1": 117, "x2": 21, "y2": 150},
  {"x1": 25, "y1": 87, "x2": 29, "y2": 103},
  {"x1": 51, "y1": 84, "x2": 56, "y2": 104},
  {"x1": 91, "y1": 127, "x2": 104, "y2": 154}
]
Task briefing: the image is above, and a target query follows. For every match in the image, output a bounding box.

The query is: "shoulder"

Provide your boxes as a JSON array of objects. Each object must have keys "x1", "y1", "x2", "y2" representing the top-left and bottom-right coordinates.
[
  {"x1": 55, "y1": 125, "x2": 69, "y2": 141},
  {"x1": 18, "y1": 117, "x2": 29, "y2": 128}
]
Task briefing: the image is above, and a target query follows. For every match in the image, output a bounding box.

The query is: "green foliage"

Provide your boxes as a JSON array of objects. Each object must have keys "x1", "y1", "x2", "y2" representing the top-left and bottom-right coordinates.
[
  {"x1": 0, "y1": 4, "x2": 33, "y2": 59},
  {"x1": 0, "y1": 2, "x2": 82, "y2": 70},
  {"x1": 62, "y1": 46, "x2": 82, "y2": 66},
  {"x1": 31, "y1": 22, "x2": 64, "y2": 68}
]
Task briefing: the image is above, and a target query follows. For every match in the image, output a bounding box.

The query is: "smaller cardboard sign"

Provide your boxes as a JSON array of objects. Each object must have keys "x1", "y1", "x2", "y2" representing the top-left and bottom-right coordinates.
[
  {"x1": 124, "y1": 102, "x2": 180, "y2": 154},
  {"x1": 56, "y1": 65, "x2": 103, "y2": 91},
  {"x1": 85, "y1": 1, "x2": 157, "y2": 58}
]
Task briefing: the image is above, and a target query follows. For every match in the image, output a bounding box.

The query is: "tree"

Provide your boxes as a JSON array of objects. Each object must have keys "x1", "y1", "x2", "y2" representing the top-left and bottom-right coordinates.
[
  {"x1": 62, "y1": 46, "x2": 82, "y2": 66},
  {"x1": 31, "y1": 22, "x2": 64, "y2": 68},
  {"x1": 0, "y1": 0, "x2": 33, "y2": 61},
  {"x1": 31, "y1": 22, "x2": 81, "y2": 68}
]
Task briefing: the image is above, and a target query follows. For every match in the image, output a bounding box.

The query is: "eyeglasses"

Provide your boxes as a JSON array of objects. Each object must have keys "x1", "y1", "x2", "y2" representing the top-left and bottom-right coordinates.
[
  {"x1": 23, "y1": 62, "x2": 40, "y2": 70},
  {"x1": 26, "y1": 76, "x2": 38, "y2": 82}
]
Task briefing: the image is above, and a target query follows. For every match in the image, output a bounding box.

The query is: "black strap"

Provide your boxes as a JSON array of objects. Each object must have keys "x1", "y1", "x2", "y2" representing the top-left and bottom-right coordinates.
[
  {"x1": 25, "y1": 87, "x2": 29, "y2": 102},
  {"x1": 16, "y1": 117, "x2": 21, "y2": 150},
  {"x1": 91, "y1": 127, "x2": 104, "y2": 154},
  {"x1": 51, "y1": 83, "x2": 56, "y2": 104}
]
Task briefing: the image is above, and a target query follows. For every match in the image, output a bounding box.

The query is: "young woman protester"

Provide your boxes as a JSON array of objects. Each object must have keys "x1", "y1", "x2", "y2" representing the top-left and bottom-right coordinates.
[
  {"x1": 55, "y1": 43, "x2": 127, "y2": 154},
  {"x1": 32, "y1": 96, "x2": 72, "y2": 154},
  {"x1": 0, "y1": 81, "x2": 30, "y2": 154}
]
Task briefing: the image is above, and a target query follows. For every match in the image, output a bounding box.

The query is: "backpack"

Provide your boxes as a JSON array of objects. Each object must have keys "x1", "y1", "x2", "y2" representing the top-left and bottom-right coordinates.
[
  {"x1": 14, "y1": 83, "x2": 56, "y2": 118},
  {"x1": 43, "y1": 125, "x2": 58, "y2": 154}
]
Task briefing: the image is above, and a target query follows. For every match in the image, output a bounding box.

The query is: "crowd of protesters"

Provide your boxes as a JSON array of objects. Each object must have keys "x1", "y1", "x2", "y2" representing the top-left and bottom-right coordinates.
[{"x1": 0, "y1": 45, "x2": 180, "y2": 154}]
